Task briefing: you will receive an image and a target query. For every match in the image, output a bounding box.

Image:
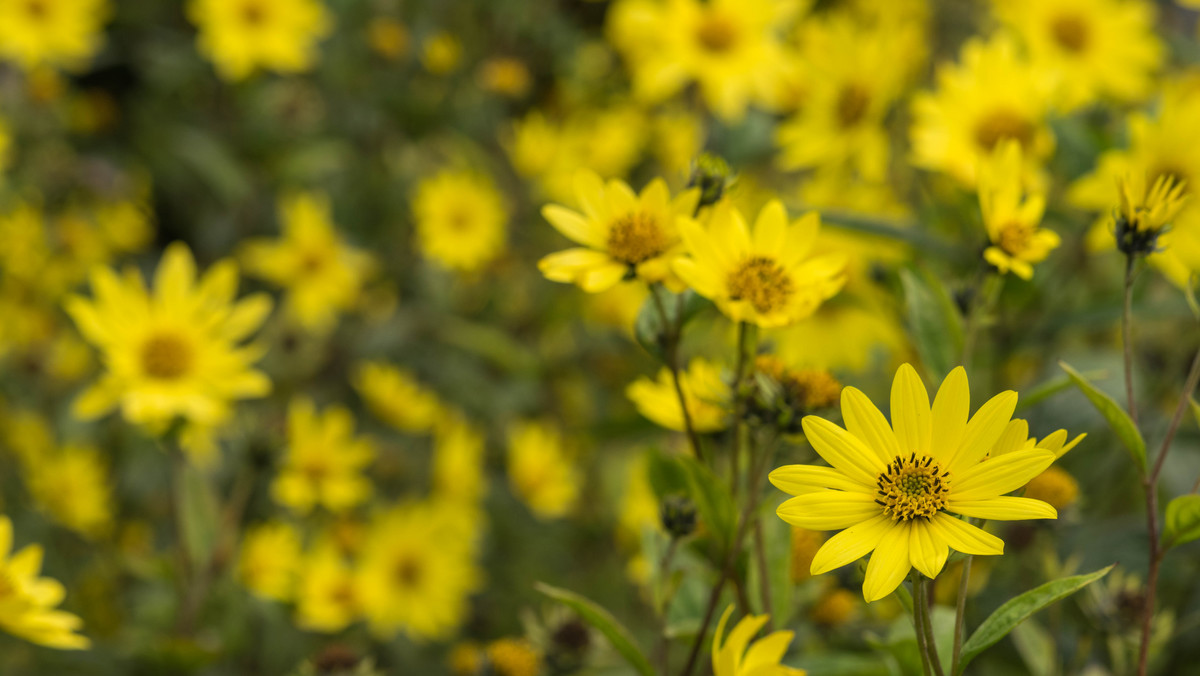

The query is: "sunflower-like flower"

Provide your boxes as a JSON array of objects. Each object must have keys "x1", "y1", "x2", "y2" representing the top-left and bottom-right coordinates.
[
  {"x1": 0, "y1": 0, "x2": 110, "y2": 72},
  {"x1": 412, "y1": 169, "x2": 508, "y2": 273},
  {"x1": 188, "y1": 0, "x2": 332, "y2": 81},
  {"x1": 0, "y1": 516, "x2": 89, "y2": 649},
  {"x1": 770, "y1": 364, "x2": 1060, "y2": 602},
  {"x1": 978, "y1": 140, "x2": 1060, "y2": 280},
  {"x1": 66, "y1": 243, "x2": 272, "y2": 463},
  {"x1": 271, "y1": 397, "x2": 375, "y2": 515},
  {"x1": 507, "y1": 421, "x2": 582, "y2": 521},
  {"x1": 539, "y1": 170, "x2": 700, "y2": 292},
  {"x1": 675, "y1": 200, "x2": 846, "y2": 328},
  {"x1": 711, "y1": 606, "x2": 805, "y2": 676}
]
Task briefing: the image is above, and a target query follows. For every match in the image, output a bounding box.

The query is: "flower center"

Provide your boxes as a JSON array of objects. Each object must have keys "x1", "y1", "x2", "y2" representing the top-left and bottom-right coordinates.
[
  {"x1": 875, "y1": 453, "x2": 949, "y2": 521},
  {"x1": 23, "y1": 0, "x2": 48, "y2": 21},
  {"x1": 1050, "y1": 14, "x2": 1089, "y2": 53},
  {"x1": 695, "y1": 12, "x2": 738, "y2": 53},
  {"x1": 836, "y1": 84, "x2": 871, "y2": 129},
  {"x1": 140, "y1": 333, "x2": 193, "y2": 380},
  {"x1": 393, "y1": 556, "x2": 423, "y2": 589},
  {"x1": 727, "y1": 256, "x2": 793, "y2": 314},
  {"x1": 240, "y1": 0, "x2": 266, "y2": 27},
  {"x1": 606, "y1": 211, "x2": 670, "y2": 265},
  {"x1": 973, "y1": 109, "x2": 1035, "y2": 153},
  {"x1": 997, "y1": 221, "x2": 1034, "y2": 256}
]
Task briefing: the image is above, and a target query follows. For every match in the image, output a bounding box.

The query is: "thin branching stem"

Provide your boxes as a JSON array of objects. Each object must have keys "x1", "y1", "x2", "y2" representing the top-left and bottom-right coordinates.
[
  {"x1": 650, "y1": 284, "x2": 705, "y2": 463},
  {"x1": 1124, "y1": 254, "x2": 1140, "y2": 427}
]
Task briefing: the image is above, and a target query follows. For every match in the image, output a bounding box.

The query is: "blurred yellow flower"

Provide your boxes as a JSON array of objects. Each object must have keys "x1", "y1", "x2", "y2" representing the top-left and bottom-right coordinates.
[
  {"x1": 352, "y1": 361, "x2": 443, "y2": 434},
  {"x1": 413, "y1": 169, "x2": 507, "y2": 273},
  {"x1": 993, "y1": 0, "x2": 1162, "y2": 111},
  {"x1": 367, "y1": 17, "x2": 408, "y2": 61},
  {"x1": 539, "y1": 169, "x2": 699, "y2": 293},
  {"x1": 1117, "y1": 172, "x2": 1189, "y2": 236},
  {"x1": 272, "y1": 397, "x2": 374, "y2": 515},
  {"x1": 789, "y1": 526, "x2": 826, "y2": 584},
  {"x1": 608, "y1": 0, "x2": 799, "y2": 121},
  {"x1": 1024, "y1": 466, "x2": 1080, "y2": 511},
  {"x1": 756, "y1": 355, "x2": 841, "y2": 412},
  {"x1": 507, "y1": 421, "x2": 581, "y2": 520},
  {"x1": 295, "y1": 540, "x2": 358, "y2": 633},
  {"x1": 478, "y1": 56, "x2": 532, "y2": 98},
  {"x1": 811, "y1": 587, "x2": 859, "y2": 627},
  {"x1": 486, "y1": 638, "x2": 542, "y2": 676},
  {"x1": 770, "y1": 365, "x2": 1058, "y2": 602},
  {"x1": 433, "y1": 413, "x2": 488, "y2": 506},
  {"x1": 0, "y1": 0, "x2": 109, "y2": 71},
  {"x1": 627, "y1": 357, "x2": 730, "y2": 432},
  {"x1": 911, "y1": 35, "x2": 1054, "y2": 187},
  {"x1": 356, "y1": 501, "x2": 482, "y2": 640},
  {"x1": 0, "y1": 116, "x2": 10, "y2": 173},
  {"x1": 0, "y1": 516, "x2": 89, "y2": 649},
  {"x1": 241, "y1": 192, "x2": 375, "y2": 333},
  {"x1": 238, "y1": 520, "x2": 302, "y2": 602},
  {"x1": 712, "y1": 606, "x2": 804, "y2": 676},
  {"x1": 675, "y1": 200, "x2": 846, "y2": 328},
  {"x1": 422, "y1": 31, "x2": 462, "y2": 74},
  {"x1": 978, "y1": 140, "x2": 1059, "y2": 280},
  {"x1": 24, "y1": 444, "x2": 113, "y2": 539},
  {"x1": 617, "y1": 453, "x2": 662, "y2": 549},
  {"x1": 66, "y1": 243, "x2": 273, "y2": 464},
  {"x1": 188, "y1": 0, "x2": 332, "y2": 81}
]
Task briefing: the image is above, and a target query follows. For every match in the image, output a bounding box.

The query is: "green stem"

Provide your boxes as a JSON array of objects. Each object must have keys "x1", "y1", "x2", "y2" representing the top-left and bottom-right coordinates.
[
  {"x1": 650, "y1": 284, "x2": 705, "y2": 463},
  {"x1": 950, "y1": 554, "x2": 973, "y2": 675},
  {"x1": 918, "y1": 575, "x2": 946, "y2": 676},
  {"x1": 913, "y1": 574, "x2": 935, "y2": 676},
  {"x1": 753, "y1": 518, "x2": 774, "y2": 632},
  {"x1": 1124, "y1": 254, "x2": 1140, "y2": 428},
  {"x1": 961, "y1": 273, "x2": 1003, "y2": 370}
]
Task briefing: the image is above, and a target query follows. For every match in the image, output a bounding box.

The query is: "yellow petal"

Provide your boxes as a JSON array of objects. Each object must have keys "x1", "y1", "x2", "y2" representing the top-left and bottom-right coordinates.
[
  {"x1": 890, "y1": 364, "x2": 931, "y2": 455},
  {"x1": 991, "y1": 419, "x2": 1029, "y2": 457},
  {"x1": 800, "y1": 416, "x2": 885, "y2": 485},
  {"x1": 777, "y1": 492, "x2": 882, "y2": 530},
  {"x1": 952, "y1": 449, "x2": 1055, "y2": 501},
  {"x1": 929, "y1": 367, "x2": 969, "y2": 465},
  {"x1": 810, "y1": 514, "x2": 893, "y2": 575},
  {"x1": 543, "y1": 204, "x2": 605, "y2": 248},
  {"x1": 948, "y1": 496, "x2": 1057, "y2": 521},
  {"x1": 742, "y1": 630, "x2": 795, "y2": 672},
  {"x1": 946, "y1": 390, "x2": 1018, "y2": 473},
  {"x1": 752, "y1": 200, "x2": 788, "y2": 253},
  {"x1": 930, "y1": 513, "x2": 1004, "y2": 556},
  {"x1": 863, "y1": 522, "x2": 911, "y2": 602},
  {"x1": 841, "y1": 387, "x2": 900, "y2": 463},
  {"x1": 769, "y1": 464, "x2": 872, "y2": 495},
  {"x1": 909, "y1": 520, "x2": 949, "y2": 579}
]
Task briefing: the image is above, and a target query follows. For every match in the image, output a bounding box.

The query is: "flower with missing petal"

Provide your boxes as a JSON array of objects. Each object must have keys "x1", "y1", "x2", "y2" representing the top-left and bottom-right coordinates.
[{"x1": 770, "y1": 364, "x2": 1060, "y2": 602}]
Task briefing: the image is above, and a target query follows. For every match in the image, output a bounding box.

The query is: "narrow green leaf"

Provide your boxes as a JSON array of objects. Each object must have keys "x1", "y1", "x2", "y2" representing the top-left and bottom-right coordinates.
[
  {"x1": 677, "y1": 454, "x2": 737, "y2": 551},
  {"x1": 900, "y1": 267, "x2": 964, "y2": 379},
  {"x1": 1059, "y1": 361, "x2": 1147, "y2": 472},
  {"x1": 956, "y1": 565, "x2": 1114, "y2": 675},
  {"x1": 1164, "y1": 495, "x2": 1200, "y2": 549},
  {"x1": 534, "y1": 582, "x2": 655, "y2": 676},
  {"x1": 1014, "y1": 370, "x2": 1107, "y2": 413}
]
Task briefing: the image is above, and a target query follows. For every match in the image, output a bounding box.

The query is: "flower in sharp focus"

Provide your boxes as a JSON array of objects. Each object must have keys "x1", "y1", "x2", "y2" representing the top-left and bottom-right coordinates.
[
  {"x1": 188, "y1": 0, "x2": 332, "y2": 81},
  {"x1": 711, "y1": 605, "x2": 805, "y2": 676},
  {"x1": 675, "y1": 200, "x2": 846, "y2": 328},
  {"x1": 539, "y1": 169, "x2": 700, "y2": 293},
  {"x1": 271, "y1": 397, "x2": 375, "y2": 515},
  {"x1": 626, "y1": 357, "x2": 731, "y2": 433},
  {"x1": 0, "y1": 516, "x2": 89, "y2": 649},
  {"x1": 770, "y1": 364, "x2": 1061, "y2": 602},
  {"x1": 65, "y1": 242, "x2": 272, "y2": 464},
  {"x1": 978, "y1": 140, "x2": 1060, "y2": 280}
]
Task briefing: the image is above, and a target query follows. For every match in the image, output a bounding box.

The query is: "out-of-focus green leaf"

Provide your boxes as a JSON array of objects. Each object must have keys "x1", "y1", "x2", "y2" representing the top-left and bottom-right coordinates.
[
  {"x1": 900, "y1": 267, "x2": 964, "y2": 379},
  {"x1": 1015, "y1": 370, "x2": 1107, "y2": 413},
  {"x1": 677, "y1": 454, "x2": 737, "y2": 551},
  {"x1": 646, "y1": 448, "x2": 689, "y2": 499},
  {"x1": 791, "y1": 652, "x2": 894, "y2": 676},
  {"x1": 634, "y1": 289, "x2": 710, "y2": 361},
  {"x1": 1164, "y1": 495, "x2": 1200, "y2": 549},
  {"x1": 1059, "y1": 361, "x2": 1146, "y2": 472},
  {"x1": 1011, "y1": 619, "x2": 1056, "y2": 676},
  {"x1": 176, "y1": 463, "x2": 219, "y2": 570},
  {"x1": 534, "y1": 582, "x2": 655, "y2": 676},
  {"x1": 956, "y1": 565, "x2": 1114, "y2": 675}
]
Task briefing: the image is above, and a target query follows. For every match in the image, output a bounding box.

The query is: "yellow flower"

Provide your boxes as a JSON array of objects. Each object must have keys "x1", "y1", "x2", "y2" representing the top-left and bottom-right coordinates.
[
  {"x1": 675, "y1": 200, "x2": 846, "y2": 328},
  {"x1": 1117, "y1": 172, "x2": 1189, "y2": 236},
  {"x1": 188, "y1": 0, "x2": 332, "y2": 81},
  {"x1": 295, "y1": 540, "x2": 358, "y2": 633},
  {"x1": 990, "y1": 418, "x2": 1087, "y2": 460},
  {"x1": 607, "y1": 0, "x2": 799, "y2": 121},
  {"x1": 478, "y1": 57, "x2": 532, "y2": 98},
  {"x1": 910, "y1": 35, "x2": 1055, "y2": 187},
  {"x1": 0, "y1": 516, "x2": 89, "y2": 649},
  {"x1": 507, "y1": 421, "x2": 581, "y2": 520},
  {"x1": 241, "y1": 192, "x2": 374, "y2": 333},
  {"x1": 978, "y1": 140, "x2": 1059, "y2": 280},
  {"x1": 355, "y1": 501, "x2": 482, "y2": 640},
  {"x1": 352, "y1": 361, "x2": 443, "y2": 434},
  {"x1": 66, "y1": 243, "x2": 272, "y2": 464},
  {"x1": 367, "y1": 17, "x2": 408, "y2": 61},
  {"x1": 992, "y1": 0, "x2": 1162, "y2": 111},
  {"x1": 1024, "y1": 467, "x2": 1080, "y2": 511},
  {"x1": 24, "y1": 444, "x2": 113, "y2": 539},
  {"x1": 0, "y1": 115, "x2": 10, "y2": 174},
  {"x1": 272, "y1": 397, "x2": 374, "y2": 515},
  {"x1": 773, "y1": 302, "x2": 909, "y2": 374},
  {"x1": 627, "y1": 357, "x2": 731, "y2": 433},
  {"x1": 811, "y1": 587, "x2": 859, "y2": 627},
  {"x1": 617, "y1": 453, "x2": 662, "y2": 551},
  {"x1": 421, "y1": 32, "x2": 462, "y2": 74},
  {"x1": 539, "y1": 169, "x2": 699, "y2": 293},
  {"x1": 755, "y1": 355, "x2": 842, "y2": 412},
  {"x1": 0, "y1": 0, "x2": 109, "y2": 71},
  {"x1": 412, "y1": 169, "x2": 507, "y2": 273},
  {"x1": 776, "y1": 12, "x2": 917, "y2": 180},
  {"x1": 238, "y1": 520, "x2": 302, "y2": 602},
  {"x1": 770, "y1": 364, "x2": 1060, "y2": 602},
  {"x1": 486, "y1": 638, "x2": 542, "y2": 676},
  {"x1": 433, "y1": 413, "x2": 488, "y2": 506},
  {"x1": 712, "y1": 606, "x2": 804, "y2": 676}
]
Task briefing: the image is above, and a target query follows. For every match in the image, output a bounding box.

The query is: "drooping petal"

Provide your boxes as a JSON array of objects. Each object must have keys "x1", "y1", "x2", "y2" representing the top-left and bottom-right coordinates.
[
  {"x1": 863, "y1": 522, "x2": 912, "y2": 602},
  {"x1": 890, "y1": 364, "x2": 931, "y2": 455},
  {"x1": 929, "y1": 367, "x2": 969, "y2": 464},
  {"x1": 952, "y1": 449, "x2": 1055, "y2": 501},
  {"x1": 910, "y1": 519, "x2": 950, "y2": 579},
  {"x1": 769, "y1": 464, "x2": 873, "y2": 495},
  {"x1": 930, "y1": 513, "x2": 1004, "y2": 556},
  {"x1": 801, "y1": 416, "x2": 886, "y2": 484},
  {"x1": 946, "y1": 390, "x2": 1018, "y2": 472},
  {"x1": 841, "y1": 386, "x2": 901, "y2": 463},
  {"x1": 777, "y1": 491, "x2": 882, "y2": 530},
  {"x1": 948, "y1": 496, "x2": 1057, "y2": 521},
  {"x1": 810, "y1": 514, "x2": 893, "y2": 575}
]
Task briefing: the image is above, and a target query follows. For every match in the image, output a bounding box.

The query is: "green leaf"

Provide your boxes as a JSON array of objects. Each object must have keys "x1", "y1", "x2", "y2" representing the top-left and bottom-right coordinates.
[
  {"x1": 900, "y1": 267, "x2": 964, "y2": 379},
  {"x1": 645, "y1": 448, "x2": 689, "y2": 499},
  {"x1": 1059, "y1": 361, "x2": 1147, "y2": 472},
  {"x1": 1015, "y1": 370, "x2": 1107, "y2": 413},
  {"x1": 956, "y1": 565, "x2": 1114, "y2": 675},
  {"x1": 534, "y1": 582, "x2": 655, "y2": 676},
  {"x1": 176, "y1": 463, "x2": 219, "y2": 570},
  {"x1": 1164, "y1": 495, "x2": 1200, "y2": 549},
  {"x1": 677, "y1": 454, "x2": 737, "y2": 551},
  {"x1": 634, "y1": 289, "x2": 710, "y2": 361}
]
